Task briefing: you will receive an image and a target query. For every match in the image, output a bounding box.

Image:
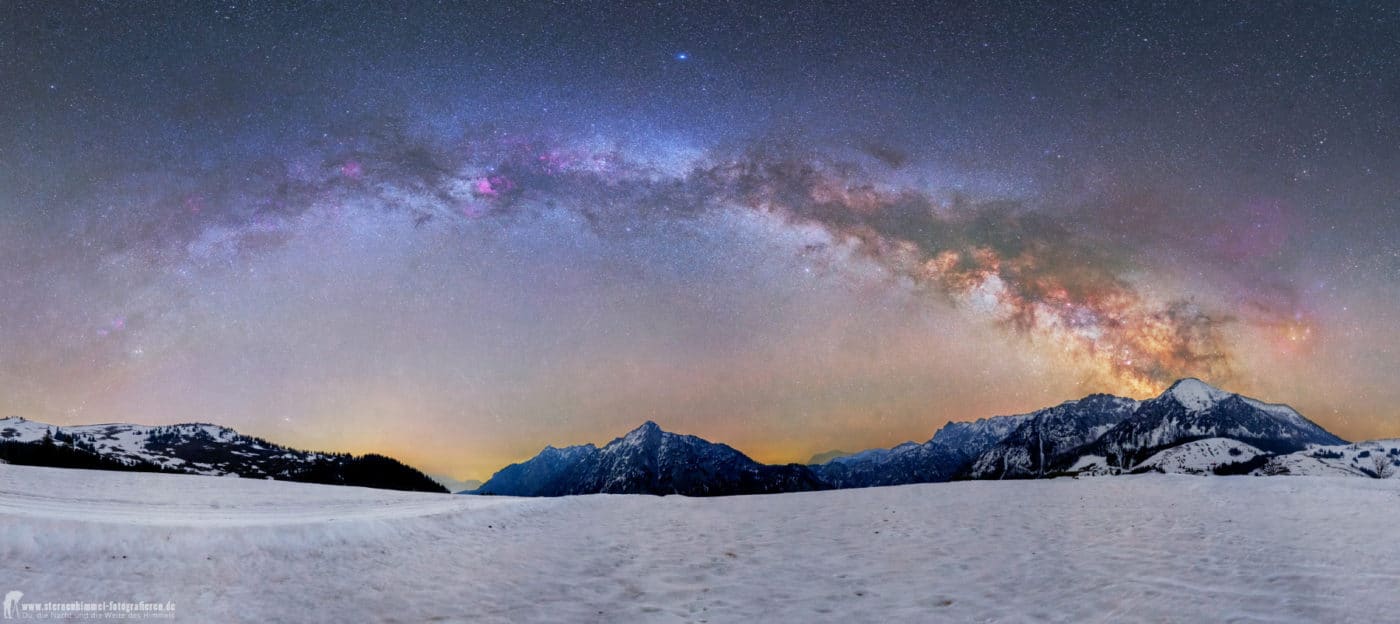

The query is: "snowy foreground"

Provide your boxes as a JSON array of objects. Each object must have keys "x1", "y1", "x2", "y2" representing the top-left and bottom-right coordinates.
[{"x1": 2, "y1": 465, "x2": 1399, "y2": 623}]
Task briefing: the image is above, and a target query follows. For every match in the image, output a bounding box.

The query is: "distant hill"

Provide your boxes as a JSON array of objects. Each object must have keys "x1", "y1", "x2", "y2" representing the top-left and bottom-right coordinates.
[
  {"x1": 806, "y1": 450, "x2": 852, "y2": 465},
  {"x1": 447, "y1": 479, "x2": 484, "y2": 494},
  {"x1": 0, "y1": 417, "x2": 447, "y2": 493}
]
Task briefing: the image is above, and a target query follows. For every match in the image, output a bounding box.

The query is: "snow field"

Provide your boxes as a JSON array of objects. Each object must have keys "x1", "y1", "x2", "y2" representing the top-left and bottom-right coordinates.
[{"x1": 3, "y1": 464, "x2": 1399, "y2": 622}]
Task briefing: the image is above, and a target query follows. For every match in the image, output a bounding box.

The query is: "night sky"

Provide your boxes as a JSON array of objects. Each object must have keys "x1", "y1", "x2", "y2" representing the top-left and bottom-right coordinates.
[{"x1": 3, "y1": 2, "x2": 1397, "y2": 484}]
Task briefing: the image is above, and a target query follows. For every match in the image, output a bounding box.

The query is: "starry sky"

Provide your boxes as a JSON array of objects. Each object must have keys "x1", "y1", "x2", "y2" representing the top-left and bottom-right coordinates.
[{"x1": 2, "y1": 2, "x2": 1397, "y2": 484}]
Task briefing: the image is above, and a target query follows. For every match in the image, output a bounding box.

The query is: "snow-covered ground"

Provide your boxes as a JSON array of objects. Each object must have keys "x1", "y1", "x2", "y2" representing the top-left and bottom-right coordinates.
[
  {"x1": 2, "y1": 465, "x2": 1399, "y2": 622},
  {"x1": 1261, "y1": 439, "x2": 1400, "y2": 478},
  {"x1": 1137, "y1": 437, "x2": 1265, "y2": 475}
]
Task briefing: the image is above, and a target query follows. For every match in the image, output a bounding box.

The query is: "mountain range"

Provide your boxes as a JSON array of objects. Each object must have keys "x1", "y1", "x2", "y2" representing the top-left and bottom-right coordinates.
[
  {"x1": 808, "y1": 412, "x2": 1030, "y2": 488},
  {"x1": 0, "y1": 417, "x2": 447, "y2": 493},
  {"x1": 475, "y1": 378, "x2": 1386, "y2": 496}
]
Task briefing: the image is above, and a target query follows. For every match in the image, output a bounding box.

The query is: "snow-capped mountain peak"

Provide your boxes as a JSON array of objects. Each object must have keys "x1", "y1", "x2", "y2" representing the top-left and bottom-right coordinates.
[
  {"x1": 477, "y1": 421, "x2": 827, "y2": 496},
  {"x1": 621, "y1": 420, "x2": 664, "y2": 443},
  {"x1": 1164, "y1": 378, "x2": 1232, "y2": 411},
  {"x1": 1057, "y1": 379, "x2": 1346, "y2": 471}
]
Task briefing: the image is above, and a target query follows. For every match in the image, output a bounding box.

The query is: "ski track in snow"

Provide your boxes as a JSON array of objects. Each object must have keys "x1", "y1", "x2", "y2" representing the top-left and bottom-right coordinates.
[{"x1": 3, "y1": 464, "x2": 1399, "y2": 623}]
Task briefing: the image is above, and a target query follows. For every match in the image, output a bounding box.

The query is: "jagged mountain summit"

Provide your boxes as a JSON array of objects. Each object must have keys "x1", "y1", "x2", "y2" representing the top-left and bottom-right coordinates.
[
  {"x1": 476, "y1": 421, "x2": 828, "y2": 497},
  {"x1": 810, "y1": 412, "x2": 1032, "y2": 488},
  {"x1": 965, "y1": 394, "x2": 1141, "y2": 479},
  {"x1": 0, "y1": 416, "x2": 447, "y2": 493},
  {"x1": 1062, "y1": 378, "x2": 1345, "y2": 471}
]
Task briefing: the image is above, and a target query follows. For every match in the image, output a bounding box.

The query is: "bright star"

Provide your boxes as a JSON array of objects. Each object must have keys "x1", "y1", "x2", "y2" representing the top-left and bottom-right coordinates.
[{"x1": 674, "y1": 52, "x2": 689, "y2": 61}]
